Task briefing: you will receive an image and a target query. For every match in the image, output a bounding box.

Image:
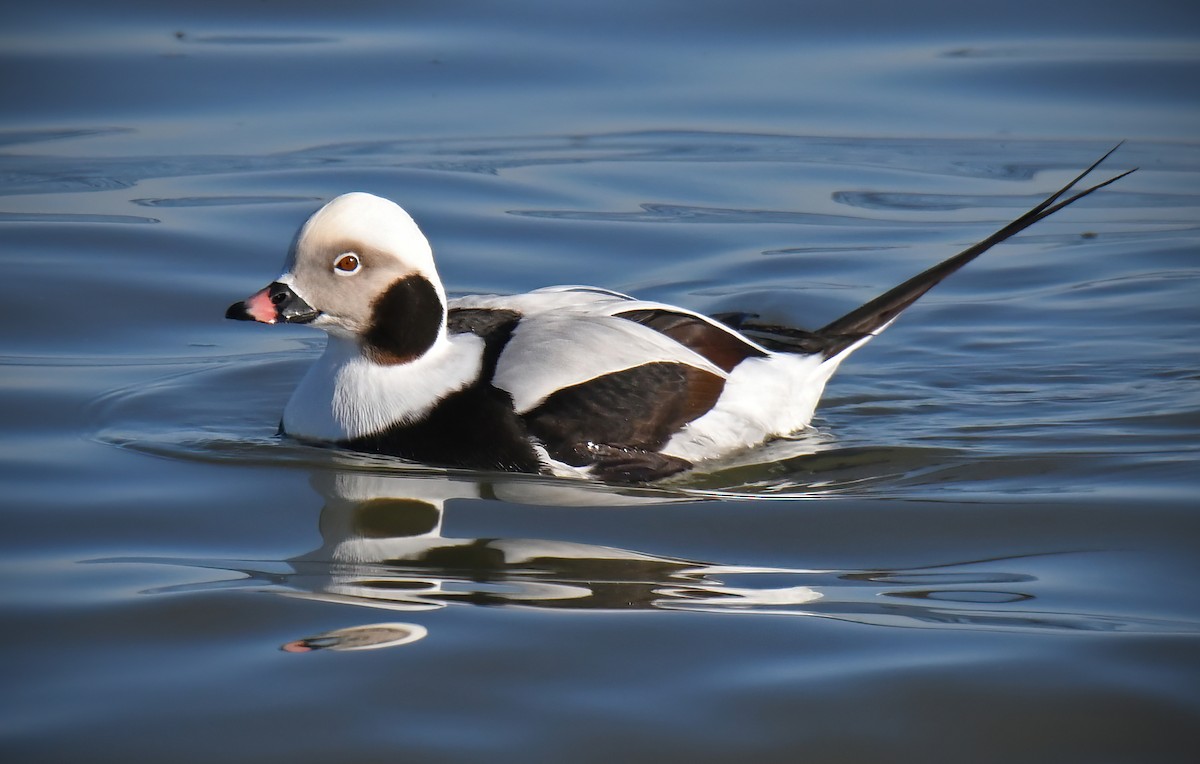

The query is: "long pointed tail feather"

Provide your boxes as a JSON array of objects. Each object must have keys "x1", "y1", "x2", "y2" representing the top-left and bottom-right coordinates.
[{"x1": 723, "y1": 145, "x2": 1135, "y2": 359}]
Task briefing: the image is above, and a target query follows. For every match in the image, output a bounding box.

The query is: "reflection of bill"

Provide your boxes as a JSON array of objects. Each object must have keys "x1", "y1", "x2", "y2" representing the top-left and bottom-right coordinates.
[{"x1": 281, "y1": 622, "x2": 428, "y2": 653}]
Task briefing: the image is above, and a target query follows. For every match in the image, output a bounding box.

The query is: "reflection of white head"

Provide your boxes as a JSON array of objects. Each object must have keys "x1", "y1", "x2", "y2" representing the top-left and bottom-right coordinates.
[
  {"x1": 317, "y1": 473, "x2": 481, "y2": 567},
  {"x1": 331, "y1": 471, "x2": 480, "y2": 506}
]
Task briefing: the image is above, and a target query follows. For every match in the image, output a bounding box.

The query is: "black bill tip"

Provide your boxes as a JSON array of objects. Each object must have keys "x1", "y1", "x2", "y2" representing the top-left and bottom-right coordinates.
[{"x1": 225, "y1": 301, "x2": 253, "y2": 321}]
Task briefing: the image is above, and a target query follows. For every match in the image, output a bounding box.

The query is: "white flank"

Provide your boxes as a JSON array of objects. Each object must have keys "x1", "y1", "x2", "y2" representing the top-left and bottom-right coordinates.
[{"x1": 661, "y1": 352, "x2": 838, "y2": 463}]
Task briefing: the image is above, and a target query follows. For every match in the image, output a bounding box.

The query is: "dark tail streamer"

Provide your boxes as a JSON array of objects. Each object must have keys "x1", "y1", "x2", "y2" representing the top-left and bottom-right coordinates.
[{"x1": 724, "y1": 145, "x2": 1136, "y2": 359}]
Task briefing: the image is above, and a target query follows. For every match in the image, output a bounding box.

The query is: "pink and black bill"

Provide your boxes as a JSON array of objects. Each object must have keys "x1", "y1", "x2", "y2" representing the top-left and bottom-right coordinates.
[{"x1": 226, "y1": 282, "x2": 319, "y2": 325}]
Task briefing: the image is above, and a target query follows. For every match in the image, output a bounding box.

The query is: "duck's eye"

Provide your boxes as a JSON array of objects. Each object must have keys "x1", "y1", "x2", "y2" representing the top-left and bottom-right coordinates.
[{"x1": 333, "y1": 253, "x2": 361, "y2": 275}]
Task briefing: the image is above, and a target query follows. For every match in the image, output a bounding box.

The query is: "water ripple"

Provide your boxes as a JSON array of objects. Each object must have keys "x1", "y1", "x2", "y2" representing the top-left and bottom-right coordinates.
[{"x1": 93, "y1": 539, "x2": 1200, "y2": 639}]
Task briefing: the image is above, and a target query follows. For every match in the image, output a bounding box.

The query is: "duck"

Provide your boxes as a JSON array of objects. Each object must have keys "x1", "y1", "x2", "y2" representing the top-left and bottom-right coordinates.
[{"x1": 227, "y1": 147, "x2": 1132, "y2": 482}]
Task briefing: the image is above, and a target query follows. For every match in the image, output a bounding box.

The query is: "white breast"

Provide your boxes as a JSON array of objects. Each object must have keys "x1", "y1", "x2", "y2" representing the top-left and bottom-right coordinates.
[{"x1": 282, "y1": 332, "x2": 486, "y2": 442}]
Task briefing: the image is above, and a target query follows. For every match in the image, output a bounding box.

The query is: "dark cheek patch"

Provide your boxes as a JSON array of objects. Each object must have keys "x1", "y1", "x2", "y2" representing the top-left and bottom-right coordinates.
[{"x1": 363, "y1": 275, "x2": 445, "y2": 364}]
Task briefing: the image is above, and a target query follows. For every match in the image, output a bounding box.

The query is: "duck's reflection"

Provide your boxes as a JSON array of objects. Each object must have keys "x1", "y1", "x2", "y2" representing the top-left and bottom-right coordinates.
[
  {"x1": 111, "y1": 461, "x2": 1172, "y2": 650},
  {"x1": 104, "y1": 464, "x2": 1180, "y2": 649},
  {"x1": 278, "y1": 471, "x2": 821, "y2": 651},
  {"x1": 249, "y1": 469, "x2": 1168, "y2": 651}
]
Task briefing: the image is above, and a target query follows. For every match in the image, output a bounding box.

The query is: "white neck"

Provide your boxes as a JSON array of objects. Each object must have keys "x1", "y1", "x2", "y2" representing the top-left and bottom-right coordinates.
[{"x1": 282, "y1": 331, "x2": 485, "y2": 442}]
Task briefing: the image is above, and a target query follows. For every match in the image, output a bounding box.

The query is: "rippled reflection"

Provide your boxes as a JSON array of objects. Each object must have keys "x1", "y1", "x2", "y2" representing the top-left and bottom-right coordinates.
[
  {"x1": 101, "y1": 470, "x2": 1196, "y2": 651},
  {"x1": 283, "y1": 472, "x2": 822, "y2": 622}
]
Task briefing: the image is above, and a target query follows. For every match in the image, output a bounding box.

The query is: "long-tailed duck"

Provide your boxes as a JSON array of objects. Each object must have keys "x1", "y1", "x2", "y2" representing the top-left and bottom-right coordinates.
[{"x1": 227, "y1": 147, "x2": 1132, "y2": 482}]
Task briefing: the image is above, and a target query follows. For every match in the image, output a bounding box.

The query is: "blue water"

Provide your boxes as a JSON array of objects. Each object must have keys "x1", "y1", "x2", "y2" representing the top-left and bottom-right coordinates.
[{"x1": 3, "y1": 2, "x2": 1199, "y2": 761}]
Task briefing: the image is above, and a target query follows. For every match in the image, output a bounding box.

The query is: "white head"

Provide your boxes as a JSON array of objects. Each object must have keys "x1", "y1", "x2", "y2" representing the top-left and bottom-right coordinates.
[{"x1": 228, "y1": 193, "x2": 449, "y2": 364}]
